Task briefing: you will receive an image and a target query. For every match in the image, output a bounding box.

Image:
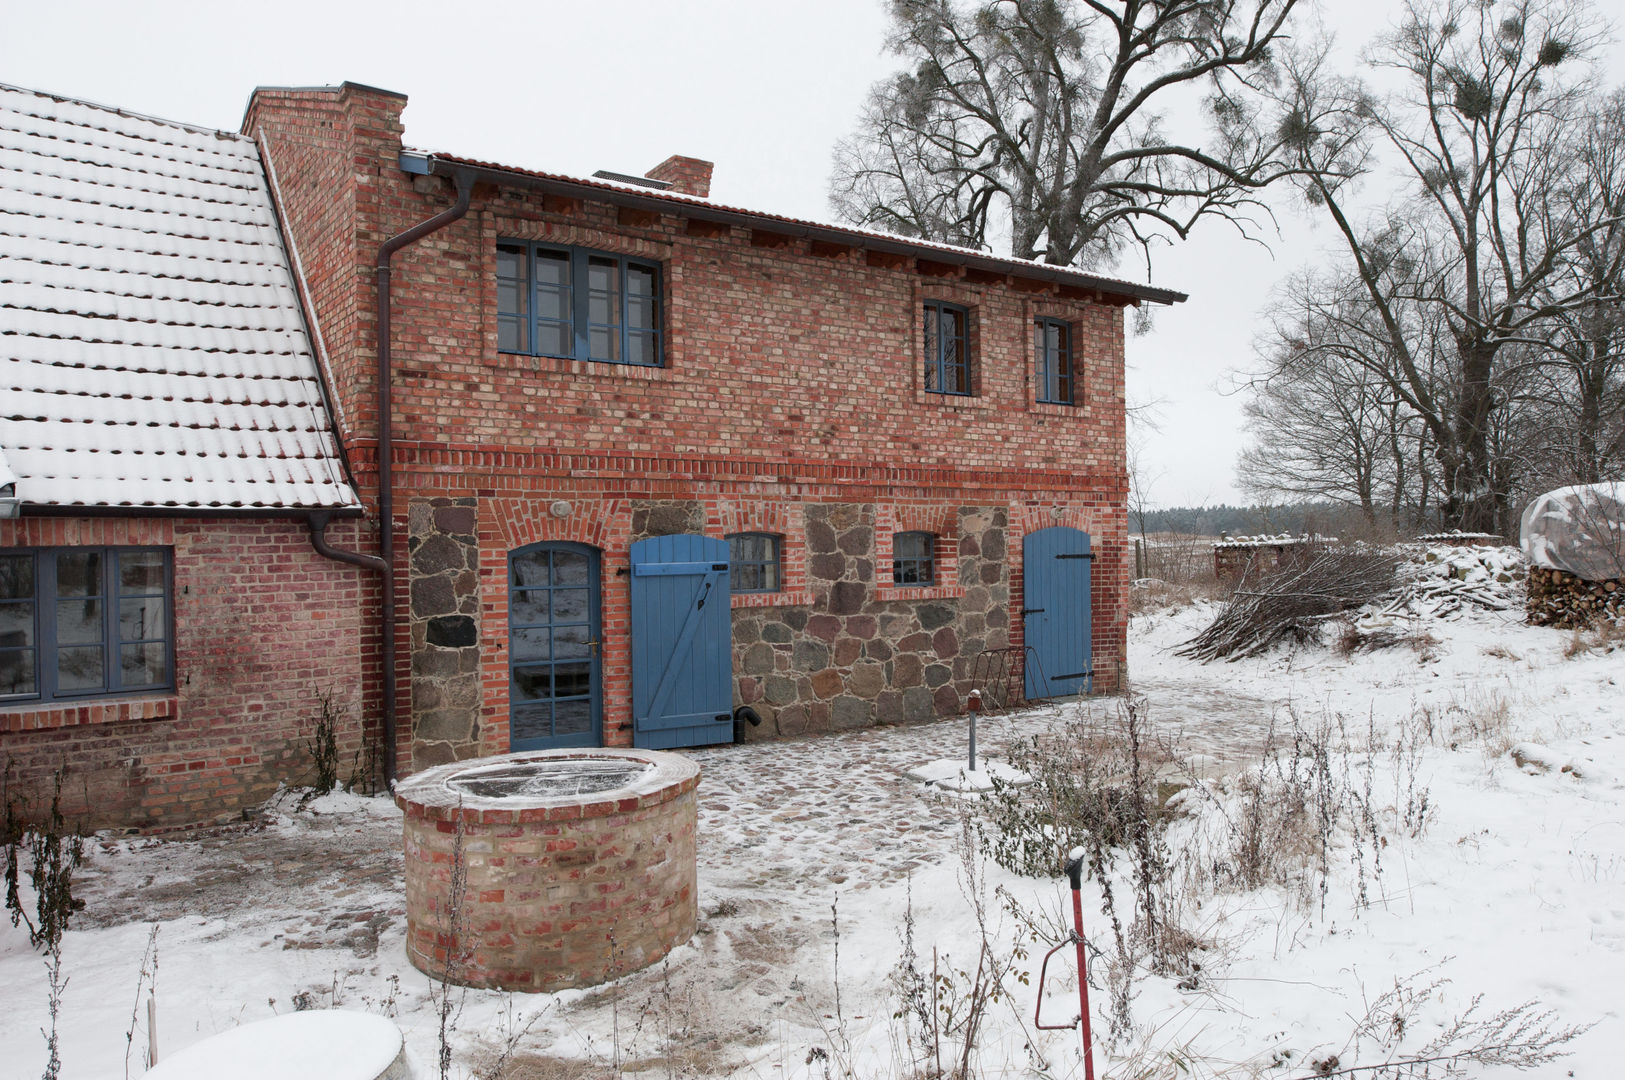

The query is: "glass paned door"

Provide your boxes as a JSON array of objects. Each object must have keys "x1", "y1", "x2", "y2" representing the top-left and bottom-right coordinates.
[{"x1": 508, "y1": 543, "x2": 602, "y2": 749}]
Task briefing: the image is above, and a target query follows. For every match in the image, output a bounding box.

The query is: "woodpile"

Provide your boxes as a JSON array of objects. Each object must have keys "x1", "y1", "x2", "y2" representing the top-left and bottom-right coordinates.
[
  {"x1": 1527, "y1": 565, "x2": 1624, "y2": 628},
  {"x1": 1180, "y1": 548, "x2": 1400, "y2": 662}
]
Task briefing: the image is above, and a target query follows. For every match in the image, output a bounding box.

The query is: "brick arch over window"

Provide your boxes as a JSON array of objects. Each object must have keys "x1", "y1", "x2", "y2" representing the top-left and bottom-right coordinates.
[
  {"x1": 479, "y1": 495, "x2": 637, "y2": 756},
  {"x1": 875, "y1": 504, "x2": 960, "y2": 588}
]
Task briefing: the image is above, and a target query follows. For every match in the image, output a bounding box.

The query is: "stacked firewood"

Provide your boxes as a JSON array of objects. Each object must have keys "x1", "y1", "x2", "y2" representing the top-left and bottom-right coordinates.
[{"x1": 1527, "y1": 565, "x2": 1625, "y2": 628}]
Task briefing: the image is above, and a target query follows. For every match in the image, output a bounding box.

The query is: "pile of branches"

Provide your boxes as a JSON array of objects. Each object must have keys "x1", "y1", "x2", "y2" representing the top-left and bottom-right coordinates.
[{"x1": 1179, "y1": 548, "x2": 1401, "y2": 662}]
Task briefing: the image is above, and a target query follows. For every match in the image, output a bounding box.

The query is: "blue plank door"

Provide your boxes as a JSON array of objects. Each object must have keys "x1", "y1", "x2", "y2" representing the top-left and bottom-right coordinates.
[
  {"x1": 629, "y1": 534, "x2": 735, "y2": 749},
  {"x1": 1022, "y1": 526, "x2": 1093, "y2": 699},
  {"x1": 508, "y1": 542, "x2": 602, "y2": 750}
]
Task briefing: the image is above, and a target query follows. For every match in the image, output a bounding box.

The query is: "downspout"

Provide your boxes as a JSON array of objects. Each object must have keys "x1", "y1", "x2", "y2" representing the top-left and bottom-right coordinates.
[
  {"x1": 375, "y1": 170, "x2": 475, "y2": 786},
  {"x1": 308, "y1": 512, "x2": 385, "y2": 572}
]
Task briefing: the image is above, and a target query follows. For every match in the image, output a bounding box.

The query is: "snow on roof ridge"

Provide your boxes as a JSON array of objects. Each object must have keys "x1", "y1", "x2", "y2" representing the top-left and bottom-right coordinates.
[{"x1": 0, "y1": 81, "x2": 249, "y2": 146}]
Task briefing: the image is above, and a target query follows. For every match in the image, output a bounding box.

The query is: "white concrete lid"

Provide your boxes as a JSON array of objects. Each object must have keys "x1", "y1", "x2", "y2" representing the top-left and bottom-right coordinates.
[{"x1": 144, "y1": 1010, "x2": 408, "y2": 1080}]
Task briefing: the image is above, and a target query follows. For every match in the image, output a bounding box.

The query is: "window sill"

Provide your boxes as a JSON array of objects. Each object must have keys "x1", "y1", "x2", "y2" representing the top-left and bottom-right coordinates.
[
  {"x1": 1, "y1": 694, "x2": 179, "y2": 734},
  {"x1": 914, "y1": 387, "x2": 997, "y2": 412},
  {"x1": 500, "y1": 351, "x2": 674, "y2": 381},
  {"x1": 1029, "y1": 399, "x2": 1081, "y2": 417},
  {"x1": 874, "y1": 584, "x2": 968, "y2": 603},
  {"x1": 731, "y1": 589, "x2": 814, "y2": 609}
]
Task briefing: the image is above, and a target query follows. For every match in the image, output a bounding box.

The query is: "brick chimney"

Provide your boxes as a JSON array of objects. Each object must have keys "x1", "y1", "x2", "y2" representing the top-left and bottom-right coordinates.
[{"x1": 645, "y1": 155, "x2": 713, "y2": 198}]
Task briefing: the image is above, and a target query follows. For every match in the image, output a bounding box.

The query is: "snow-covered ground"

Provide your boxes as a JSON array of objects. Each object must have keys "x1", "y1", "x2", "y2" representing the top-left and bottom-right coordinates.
[{"x1": 5, "y1": 550, "x2": 1623, "y2": 1079}]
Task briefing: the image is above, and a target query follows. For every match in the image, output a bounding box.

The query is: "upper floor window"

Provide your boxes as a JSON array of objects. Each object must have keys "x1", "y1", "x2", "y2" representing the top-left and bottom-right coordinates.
[
  {"x1": 923, "y1": 301, "x2": 970, "y2": 396},
  {"x1": 1, "y1": 547, "x2": 172, "y2": 704},
  {"x1": 1035, "y1": 317, "x2": 1073, "y2": 404},
  {"x1": 892, "y1": 532, "x2": 936, "y2": 586},
  {"x1": 497, "y1": 241, "x2": 662, "y2": 367},
  {"x1": 726, "y1": 533, "x2": 781, "y2": 593}
]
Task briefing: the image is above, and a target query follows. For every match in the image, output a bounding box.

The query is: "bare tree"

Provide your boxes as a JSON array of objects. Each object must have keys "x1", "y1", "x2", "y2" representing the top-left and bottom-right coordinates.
[
  {"x1": 831, "y1": 0, "x2": 1314, "y2": 274},
  {"x1": 1279, "y1": 0, "x2": 1622, "y2": 533}
]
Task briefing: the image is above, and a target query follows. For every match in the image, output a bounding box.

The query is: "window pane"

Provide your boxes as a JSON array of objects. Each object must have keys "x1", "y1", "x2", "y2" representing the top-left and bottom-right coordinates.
[
  {"x1": 512, "y1": 552, "x2": 550, "y2": 588},
  {"x1": 55, "y1": 551, "x2": 102, "y2": 597},
  {"x1": 512, "y1": 664, "x2": 552, "y2": 703},
  {"x1": 119, "y1": 597, "x2": 164, "y2": 642},
  {"x1": 589, "y1": 327, "x2": 618, "y2": 363},
  {"x1": 498, "y1": 315, "x2": 526, "y2": 353},
  {"x1": 731, "y1": 534, "x2": 769, "y2": 562},
  {"x1": 119, "y1": 551, "x2": 164, "y2": 593},
  {"x1": 552, "y1": 589, "x2": 589, "y2": 623},
  {"x1": 56, "y1": 599, "x2": 103, "y2": 644},
  {"x1": 0, "y1": 650, "x2": 35, "y2": 696},
  {"x1": 552, "y1": 553, "x2": 589, "y2": 586},
  {"x1": 733, "y1": 564, "x2": 766, "y2": 592},
  {"x1": 626, "y1": 295, "x2": 657, "y2": 330},
  {"x1": 554, "y1": 699, "x2": 592, "y2": 735},
  {"x1": 552, "y1": 663, "x2": 591, "y2": 698},
  {"x1": 0, "y1": 601, "x2": 34, "y2": 646},
  {"x1": 536, "y1": 285, "x2": 569, "y2": 322},
  {"x1": 497, "y1": 280, "x2": 523, "y2": 315},
  {"x1": 534, "y1": 249, "x2": 570, "y2": 286},
  {"x1": 120, "y1": 643, "x2": 165, "y2": 687},
  {"x1": 511, "y1": 626, "x2": 550, "y2": 662},
  {"x1": 510, "y1": 590, "x2": 550, "y2": 626},
  {"x1": 57, "y1": 645, "x2": 104, "y2": 691},
  {"x1": 511, "y1": 703, "x2": 552, "y2": 741},
  {"x1": 0, "y1": 554, "x2": 33, "y2": 599},
  {"x1": 553, "y1": 624, "x2": 591, "y2": 659},
  {"x1": 534, "y1": 321, "x2": 568, "y2": 357},
  {"x1": 626, "y1": 264, "x2": 656, "y2": 296},
  {"x1": 625, "y1": 330, "x2": 657, "y2": 366}
]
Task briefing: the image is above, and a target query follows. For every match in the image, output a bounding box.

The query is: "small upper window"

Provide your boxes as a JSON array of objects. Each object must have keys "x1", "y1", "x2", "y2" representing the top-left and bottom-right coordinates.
[
  {"x1": 497, "y1": 241, "x2": 662, "y2": 367},
  {"x1": 892, "y1": 532, "x2": 936, "y2": 586},
  {"x1": 727, "y1": 533, "x2": 781, "y2": 593},
  {"x1": 0, "y1": 547, "x2": 172, "y2": 703},
  {"x1": 923, "y1": 301, "x2": 970, "y2": 396},
  {"x1": 1035, "y1": 317, "x2": 1073, "y2": 404}
]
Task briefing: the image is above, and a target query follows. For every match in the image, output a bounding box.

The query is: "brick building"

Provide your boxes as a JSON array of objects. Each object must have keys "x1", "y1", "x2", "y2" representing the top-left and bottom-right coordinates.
[
  {"x1": 243, "y1": 83, "x2": 1184, "y2": 777},
  {"x1": 0, "y1": 85, "x2": 372, "y2": 829}
]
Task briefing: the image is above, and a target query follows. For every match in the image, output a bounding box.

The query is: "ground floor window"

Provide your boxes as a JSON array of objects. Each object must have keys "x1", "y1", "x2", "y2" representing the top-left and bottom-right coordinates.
[
  {"x1": 892, "y1": 532, "x2": 936, "y2": 585},
  {"x1": 0, "y1": 547, "x2": 172, "y2": 703},
  {"x1": 726, "y1": 532, "x2": 781, "y2": 592}
]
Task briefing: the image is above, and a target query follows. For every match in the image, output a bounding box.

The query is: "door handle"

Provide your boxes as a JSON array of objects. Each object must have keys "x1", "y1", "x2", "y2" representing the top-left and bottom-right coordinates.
[{"x1": 587, "y1": 640, "x2": 600, "y2": 655}]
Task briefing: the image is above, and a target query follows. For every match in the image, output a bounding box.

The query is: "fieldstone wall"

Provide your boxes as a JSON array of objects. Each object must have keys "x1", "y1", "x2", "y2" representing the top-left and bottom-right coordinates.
[
  {"x1": 409, "y1": 497, "x2": 482, "y2": 766},
  {"x1": 732, "y1": 503, "x2": 1009, "y2": 738}
]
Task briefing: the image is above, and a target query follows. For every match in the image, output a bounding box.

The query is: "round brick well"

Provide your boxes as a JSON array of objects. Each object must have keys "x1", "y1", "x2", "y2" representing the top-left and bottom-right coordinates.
[{"x1": 395, "y1": 748, "x2": 699, "y2": 992}]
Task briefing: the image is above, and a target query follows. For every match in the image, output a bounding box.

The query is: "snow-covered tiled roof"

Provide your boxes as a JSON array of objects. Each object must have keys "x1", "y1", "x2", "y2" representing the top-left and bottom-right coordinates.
[{"x1": 0, "y1": 83, "x2": 359, "y2": 511}]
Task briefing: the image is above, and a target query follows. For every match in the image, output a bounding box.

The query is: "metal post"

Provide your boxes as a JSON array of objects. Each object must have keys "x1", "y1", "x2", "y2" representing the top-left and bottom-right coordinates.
[
  {"x1": 1065, "y1": 851, "x2": 1095, "y2": 1080},
  {"x1": 966, "y1": 689, "x2": 982, "y2": 771}
]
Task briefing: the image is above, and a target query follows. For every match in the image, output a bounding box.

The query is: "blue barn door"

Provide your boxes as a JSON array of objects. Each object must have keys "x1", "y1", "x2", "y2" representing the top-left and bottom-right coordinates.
[
  {"x1": 630, "y1": 534, "x2": 734, "y2": 749},
  {"x1": 508, "y1": 542, "x2": 602, "y2": 750},
  {"x1": 1022, "y1": 526, "x2": 1093, "y2": 699}
]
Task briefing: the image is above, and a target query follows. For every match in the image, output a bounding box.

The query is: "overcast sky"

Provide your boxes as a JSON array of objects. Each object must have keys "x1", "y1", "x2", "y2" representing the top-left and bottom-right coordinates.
[{"x1": 4, "y1": 1, "x2": 1620, "y2": 508}]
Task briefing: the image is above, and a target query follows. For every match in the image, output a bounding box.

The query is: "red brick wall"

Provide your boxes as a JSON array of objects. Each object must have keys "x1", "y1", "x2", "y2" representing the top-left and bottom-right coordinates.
[
  {"x1": 243, "y1": 87, "x2": 1132, "y2": 773},
  {"x1": 0, "y1": 516, "x2": 377, "y2": 830}
]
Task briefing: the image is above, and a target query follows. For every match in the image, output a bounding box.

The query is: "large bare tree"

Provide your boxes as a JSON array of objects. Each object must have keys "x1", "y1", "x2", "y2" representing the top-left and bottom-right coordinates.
[
  {"x1": 1281, "y1": 0, "x2": 1620, "y2": 533},
  {"x1": 830, "y1": 0, "x2": 1311, "y2": 272}
]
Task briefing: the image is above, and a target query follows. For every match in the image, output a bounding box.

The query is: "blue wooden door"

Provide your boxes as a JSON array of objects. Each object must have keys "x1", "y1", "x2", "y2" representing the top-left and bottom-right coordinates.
[
  {"x1": 508, "y1": 543, "x2": 602, "y2": 750},
  {"x1": 630, "y1": 534, "x2": 734, "y2": 749},
  {"x1": 1022, "y1": 527, "x2": 1093, "y2": 699}
]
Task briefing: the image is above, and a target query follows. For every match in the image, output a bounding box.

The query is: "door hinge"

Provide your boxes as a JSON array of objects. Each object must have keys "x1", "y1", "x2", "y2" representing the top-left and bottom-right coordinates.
[
  {"x1": 1021, "y1": 607, "x2": 1045, "y2": 616},
  {"x1": 1057, "y1": 553, "x2": 1095, "y2": 560}
]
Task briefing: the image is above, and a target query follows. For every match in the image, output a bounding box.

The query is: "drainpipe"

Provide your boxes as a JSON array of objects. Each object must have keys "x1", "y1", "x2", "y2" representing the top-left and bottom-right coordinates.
[
  {"x1": 307, "y1": 511, "x2": 385, "y2": 572},
  {"x1": 375, "y1": 170, "x2": 475, "y2": 786}
]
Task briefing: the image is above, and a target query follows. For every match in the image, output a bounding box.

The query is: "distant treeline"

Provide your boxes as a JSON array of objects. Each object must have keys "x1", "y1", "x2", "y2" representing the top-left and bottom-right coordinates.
[{"x1": 1132, "y1": 502, "x2": 1397, "y2": 538}]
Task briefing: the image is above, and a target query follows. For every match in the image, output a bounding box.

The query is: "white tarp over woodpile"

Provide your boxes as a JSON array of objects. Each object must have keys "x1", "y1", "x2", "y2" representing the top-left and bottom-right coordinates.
[{"x1": 1520, "y1": 483, "x2": 1625, "y2": 582}]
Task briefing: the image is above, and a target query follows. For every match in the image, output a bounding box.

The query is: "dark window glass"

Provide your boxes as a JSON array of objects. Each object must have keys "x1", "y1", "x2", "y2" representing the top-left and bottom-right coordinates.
[
  {"x1": 727, "y1": 533, "x2": 781, "y2": 593},
  {"x1": 0, "y1": 547, "x2": 171, "y2": 702},
  {"x1": 497, "y1": 241, "x2": 661, "y2": 366},
  {"x1": 923, "y1": 301, "x2": 970, "y2": 395},
  {"x1": 893, "y1": 532, "x2": 936, "y2": 585},
  {"x1": 1035, "y1": 317, "x2": 1073, "y2": 404}
]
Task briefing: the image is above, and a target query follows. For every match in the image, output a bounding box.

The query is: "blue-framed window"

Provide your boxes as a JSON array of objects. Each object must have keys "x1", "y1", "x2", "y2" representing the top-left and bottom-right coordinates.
[
  {"x1": 726, "y1": 533, "x2": 781, "y2": 593},
  {"x1": 923, "y1": 301, "x2": 970, "y2": 395},
  {"x1": 892, "y1": 532, "x2": 936, "y2": 586},
  {"x1": 497, "y1": 241, "x2": 662, "y2": 367},
  {"x1": 1034, "y1": 317, "x2": 1073, "y2": 404},
  {"x1": 0, "y1": 547, "x2": 173, "y2": 704}
]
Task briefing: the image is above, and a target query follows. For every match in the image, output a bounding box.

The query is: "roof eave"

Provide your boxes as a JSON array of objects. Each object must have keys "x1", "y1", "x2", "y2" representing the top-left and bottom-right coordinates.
[
  {"x1": 406, "y1": 153, "x2": 1187, "y2": 307},
  {"x1": 15, "y1": 503, "x2": 367, "y2": 520}
]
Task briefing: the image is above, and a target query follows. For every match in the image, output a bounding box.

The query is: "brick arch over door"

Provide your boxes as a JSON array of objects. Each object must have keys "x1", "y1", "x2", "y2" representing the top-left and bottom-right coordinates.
[{"x1": 479, "y1": 496, "x2": 637, "y2": 754}]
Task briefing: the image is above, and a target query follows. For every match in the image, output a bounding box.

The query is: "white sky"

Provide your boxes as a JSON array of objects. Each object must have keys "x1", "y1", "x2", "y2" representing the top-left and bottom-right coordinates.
[{"x1": 3, "y1": 0, "x2": 1619, "y2": 508}]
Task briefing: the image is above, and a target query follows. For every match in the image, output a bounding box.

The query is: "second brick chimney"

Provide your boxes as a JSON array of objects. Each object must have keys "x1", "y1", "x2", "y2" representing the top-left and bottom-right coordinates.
[{"x1": 645, "y1": 155, "x2": 713, "y2": 198}]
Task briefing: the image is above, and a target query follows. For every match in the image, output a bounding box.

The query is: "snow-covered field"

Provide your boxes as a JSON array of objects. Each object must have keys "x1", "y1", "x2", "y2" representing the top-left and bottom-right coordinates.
[{"x1": 5, "y1": 550, "x2": 1623, "y2": 1079}]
